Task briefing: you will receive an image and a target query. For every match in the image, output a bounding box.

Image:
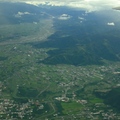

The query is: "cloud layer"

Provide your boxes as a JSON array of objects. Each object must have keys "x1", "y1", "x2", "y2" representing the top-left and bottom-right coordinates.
[{"x1": 1, "y1": 0, "x2": 120, "y2": 11}]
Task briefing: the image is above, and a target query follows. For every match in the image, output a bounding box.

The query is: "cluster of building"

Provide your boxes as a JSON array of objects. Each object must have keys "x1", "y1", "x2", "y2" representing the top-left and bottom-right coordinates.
[{"x1": 0, "y1": 98, "x2": 44, "y2": 120}]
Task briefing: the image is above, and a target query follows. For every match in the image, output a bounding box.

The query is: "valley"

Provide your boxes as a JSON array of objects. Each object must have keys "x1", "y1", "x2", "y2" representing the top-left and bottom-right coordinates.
[{"x1": 0, "y1": 2, "x2": 120, "y2": 120}]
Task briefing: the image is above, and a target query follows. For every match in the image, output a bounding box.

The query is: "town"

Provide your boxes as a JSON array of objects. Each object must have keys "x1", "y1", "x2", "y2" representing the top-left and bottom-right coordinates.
[{"x1": 0, "y1": 52, "x2": 120, "y2": 119}]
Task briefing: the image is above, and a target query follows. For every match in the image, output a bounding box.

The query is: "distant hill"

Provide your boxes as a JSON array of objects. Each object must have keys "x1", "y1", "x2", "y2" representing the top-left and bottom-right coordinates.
[
  {"x1": 0, "y1": 2, "x2": 46, "y2": 25},
  {"x1": 40, "y1": 42, "x2": 119, "y2": 66},
  {"x1": 34, "y1": 29, "x2": 120, "y2": 66}
]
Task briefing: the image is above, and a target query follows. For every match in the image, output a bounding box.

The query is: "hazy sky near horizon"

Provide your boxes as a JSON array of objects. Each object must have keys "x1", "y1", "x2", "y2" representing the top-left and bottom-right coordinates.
[{"x1": 0, "y1": 0, "x2": 120, "y2": 11}]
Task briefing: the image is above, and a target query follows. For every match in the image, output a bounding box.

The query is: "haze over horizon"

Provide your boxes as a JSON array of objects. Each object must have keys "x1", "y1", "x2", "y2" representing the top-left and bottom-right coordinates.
[{"x1": 0, "y1": 0, "x2": 120, "y2": 11}]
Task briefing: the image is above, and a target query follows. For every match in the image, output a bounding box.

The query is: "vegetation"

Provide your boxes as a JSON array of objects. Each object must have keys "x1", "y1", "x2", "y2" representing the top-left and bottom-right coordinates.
[{"x1": 0, "y1": 2, "x2": 120, "y2": 120}]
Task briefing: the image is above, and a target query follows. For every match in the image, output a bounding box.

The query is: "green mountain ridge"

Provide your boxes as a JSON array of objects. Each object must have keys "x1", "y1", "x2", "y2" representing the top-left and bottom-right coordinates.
[{"x1": 35, "y1": 34, "x2": 120, "y2": 66}]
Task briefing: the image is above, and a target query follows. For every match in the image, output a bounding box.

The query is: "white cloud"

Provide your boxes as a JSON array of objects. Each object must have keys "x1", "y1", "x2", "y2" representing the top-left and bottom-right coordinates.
[
  {"x1": 1, "y1": 0, "x2": 120, "y2": 11},
  {"x1": 107, "y1": 22, "x2": 115, "y2": 26},
  {"x1": 58, "y1": 14, "x2": 71, "y2": 20},
  {"x1": 78, "y1": 17, "x2": 85, "y2": 20},
  {"x1": 15, "y1": 11, "x2": 31, "y2": 17}
]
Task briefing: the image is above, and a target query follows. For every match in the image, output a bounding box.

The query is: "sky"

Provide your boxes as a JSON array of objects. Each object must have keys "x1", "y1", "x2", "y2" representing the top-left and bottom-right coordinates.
[{"x1": 0, "y1": 0, "x2": 120, "y2": 11}]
